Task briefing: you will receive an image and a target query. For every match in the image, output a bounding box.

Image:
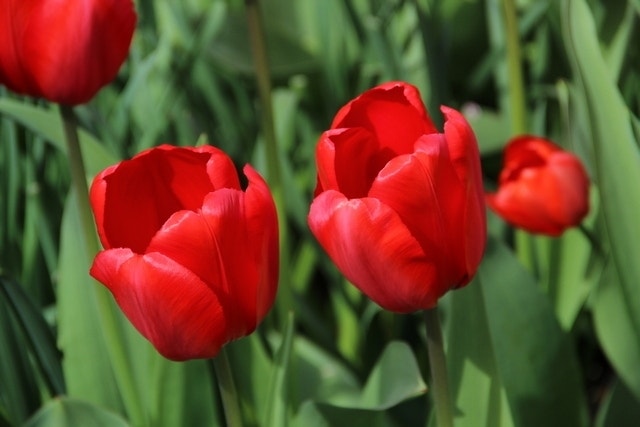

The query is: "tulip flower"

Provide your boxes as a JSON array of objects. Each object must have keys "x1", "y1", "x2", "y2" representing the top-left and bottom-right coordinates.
[
  {"x1": 0, "y1": 0, "x2": 136, "y2": 105},
  {"x1": 308, "y1": 81, "x2": 486, "y2": 313},
  {"x1": 486, "y1": 135, "x2": 590, "y2": 236},
  {"x1": 89, "y1": 145, "x2": 279, "y2": 361}
]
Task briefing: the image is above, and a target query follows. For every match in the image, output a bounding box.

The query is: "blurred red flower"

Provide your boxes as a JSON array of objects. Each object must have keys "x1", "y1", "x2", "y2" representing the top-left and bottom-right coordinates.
[
  {"x1": 486, "y1": 135, "x2": 590, "y2": 236},
  {"x1": 89, "y1": 145, "x2": 279, "y2": 361},
  {"x1": 0, "y1": 0, "x2": 136, "y2": 105},
  {"x1": 308, "y1": 82, "x2": 486, "y2": 313}
]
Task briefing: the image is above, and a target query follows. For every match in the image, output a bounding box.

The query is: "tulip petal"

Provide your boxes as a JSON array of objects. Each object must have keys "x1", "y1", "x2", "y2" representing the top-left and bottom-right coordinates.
[
  {"x1": 147, "y1": 166, "x2": 277, "y2": 339},
  {"x1": 146, "y1": 190, "x2": 256, "y2": 339},
  {"x1": 369, "y1": 135, "x2": 468, "y2": 288},
  {"x1": 0, "y1": 2, "x2": 39, "y2": 95},
  {"x1": 546, "y1": 154, "x2": 590, "y2": 225},
  {"x1": 441, "y1": 106, "x2": 487, "y2": 276},
  {"x1": 308, "y1": 190, "x2": 440, "y2": 312},
  {"x1": 487, "y1": 169, "x2": 566, "y2": 236},
  {"x1": 92, "y1": 146, "x2": 225, "y2": 252},
  {"x1": 242, "y1": 165, "x2": 279, "y2": 321},
  {"x1": 330, "y1": 82, "x2": 437, "y2": 157},
  {"x1": 315, "y1": 127, "x2": 382, "y2": 198},
  {"x1": 90, "y1": 249, "x2": 227, "y2": 361}
]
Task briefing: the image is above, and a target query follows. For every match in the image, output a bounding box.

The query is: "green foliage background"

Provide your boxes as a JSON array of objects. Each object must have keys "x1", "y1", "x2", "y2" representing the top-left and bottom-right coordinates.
[{"x1": 1, "y1": 0, "x2": 640, "y2": 426}]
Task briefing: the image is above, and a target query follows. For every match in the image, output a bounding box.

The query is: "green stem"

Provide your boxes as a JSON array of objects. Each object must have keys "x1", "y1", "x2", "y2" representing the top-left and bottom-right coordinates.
[
  {"x1": 515, "y1": 228, "x2": 535, "y2": 273},
  {"x1": 60, "y1": 106, "x2": 145, "y2": 426},
  {"x1": 424, "y1": 307, "x2": 453, "y2": 427},
  {"x1": 244, "y1": 0, "x2": 280, "y2": 188},
  {"x1": 212, "y1": 348, "x2": 244, "y2": 427},
  {"x1": 244, "y1": 0, "x2": 292, "y2": 322},
  {"x1": 502, "y1": 0, "x2": 527, "y2": 134}
]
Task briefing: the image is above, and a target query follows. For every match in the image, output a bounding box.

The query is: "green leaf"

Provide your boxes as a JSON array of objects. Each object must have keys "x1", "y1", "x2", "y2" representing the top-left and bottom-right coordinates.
[
  {"x1": 291, "y1": 341, "x2": 426, "y2": 426},
  {"x1": 0, "y1": 277, "x2": 65, "y2": 396},
  {"x1": 0, "y1": 100, "x2": 115, "y2": 175},
  {"x1": 444, "y1": 283, "x2": 514, "y2": 427},
  {"x1": 592, "y1": 262, "x2": 640, "y2": 400},
  {"x1": 355, "y1": 341, "x2": 427, "y2": 410},
  {"x1": 225, "y1": 333, "x2": 274, "y2": 425},
  {"x1": 595, "y1": 379, "x2": 640, "y2": 427},
  {"x1": 264, "y1": 312, "x2": 296, "y2": 427},
  {"x1": 0, "y1": 298, "x2": 39, "y2": 425},
  {"x1": 291, "y1": 401, "x2": 396, "y2": 427},
  {"x1": 209, "y1": 11, "x2": 318, "y2": 78},
  {"x1": 56, "y1": 191, "x2": 125, "y2": 416},
  {"x1": 563, "y1": 0, "x2": 640, "y2": 343},
  {"x1": 24, "y1": 397, "x2": 129, "y2": 427},
  {"x1": 478, "y1": 237, "x2": 589, "y2": 427},
  {"x1": 288, "y1": 335, "x2": 361, "y2": 408}
]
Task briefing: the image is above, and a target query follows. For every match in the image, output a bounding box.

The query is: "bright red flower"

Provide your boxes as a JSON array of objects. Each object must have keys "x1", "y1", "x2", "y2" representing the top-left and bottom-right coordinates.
[
  {"x1": 486, "y1": 135, "x2": 590, "y2": 236},
  {"x1": 0, "y1": 0, "x2": 136, "y2": 105},
  {"x1": 89, "y1": 145, "x2": 279, "y2": 361},
  {"x1": 308, "y1": 82, "x2": 486, "y2": 313}
]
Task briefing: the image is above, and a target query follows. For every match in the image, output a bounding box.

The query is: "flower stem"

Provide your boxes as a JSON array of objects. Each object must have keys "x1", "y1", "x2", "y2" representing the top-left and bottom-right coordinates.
[
  {"x1": 60, "y1": 106, "x2": 100, "y2": 256},
  {"x1": 212, "y1": 348, "x2": 244, "y2": 427},
  {"x1": 244, "y1": 0, "x2": 292, "y2": 323},
  {"x1": 502, "y1": 0, "x2": 527, "y2": 134},
  {"x1": 60, "y1": 106, "x2": 144, "y2": 426},
  {"x1": 424, "y1": 307, "x2": 454, "y2": 427}
]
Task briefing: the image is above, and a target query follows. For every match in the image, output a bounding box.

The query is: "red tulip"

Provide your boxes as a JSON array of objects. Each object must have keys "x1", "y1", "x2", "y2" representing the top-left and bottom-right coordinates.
[
  {"x1": 308, "y1": 82, "x2": 486, "y2": 313},
  {"x1": 0, "y1": 0, "x2": 136, "y2": 105},
  {"x1": 486, "y1": 135, "x2": 590, "y2": 236},
  {"x1": 89, "y1": 145, "x2": 278, "y2": 361}
]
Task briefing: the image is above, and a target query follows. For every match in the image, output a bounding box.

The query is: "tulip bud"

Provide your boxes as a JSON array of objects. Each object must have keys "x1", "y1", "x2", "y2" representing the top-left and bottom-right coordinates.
[{"x1": 486, "y1": 135, "x2": 590, "y2": 236}]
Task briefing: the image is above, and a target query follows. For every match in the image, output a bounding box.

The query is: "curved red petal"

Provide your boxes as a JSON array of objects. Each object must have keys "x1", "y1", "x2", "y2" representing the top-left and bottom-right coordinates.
[
  {"x1": 315, "y1": 127, "x2": 381, "y2": 198},
  {"x1": 330, "y1": 82, "x2": 437, "y2": 158},
  {"x1": 486, "y1": 169, "x2": 566, "y2": 236},
  {"x1": 90, "y1": 163, "x2": 118, "y2": 249},
  {"x1": 242, "y1": 165, "x2": 279, "y2": 321},
  {"x1": 369, "y1": 135, "x2": 468, "y2": 288},
  {"x1": 0, "y1": 1, "x2": 39, "y2": 95},
  {"x1": 440, "y1": 106, "x2": 487, "y2": 278},
  {"x1": 308, "y1": 191, "x2": 441, "y2": 313},
  {"x1": 95, "y1": 145, "x2": 218, "y2": 253},
  {"x1": 545, "y1": 153, "x2": 590, "y2": 226},
  {"x1": 146, "y1": 189, "x2": 252, "y2": 339},
  {"x1": 90, "y1": 248, "x2": 227, "y2": 361},
  {"x1": 147, "y1": 167, "x2": 277, "y2": 340}
]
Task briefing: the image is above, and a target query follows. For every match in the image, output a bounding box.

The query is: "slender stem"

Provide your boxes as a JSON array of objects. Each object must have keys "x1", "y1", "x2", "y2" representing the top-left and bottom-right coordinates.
[
  {"x1": 244, "y1": 0, "x2": 292, "y2": 322},
  {"x1": 60, "y1": 106, "x2": 100, "y2": 256},
  {"x1": 515, "y1": 228, "x2": 535, "y2": 273},
  {"x1": 244, "y1": 0, "x2": 280, "y2": 187},
  {"x1": 212, "y1": 348, "x2": 244, "y2": 427},
  {"x1": 60, "y1": 106, "x2": 145, "y2": 426},
  {"x1": 413, "y1": 0, "x2": 447, "y2": 127},
  {"x1": 424, "y1": 307, "x2": 454, "y2": 427},
  {"x1": 502, "y1": 0, "x2": 527, "y2": 134}
]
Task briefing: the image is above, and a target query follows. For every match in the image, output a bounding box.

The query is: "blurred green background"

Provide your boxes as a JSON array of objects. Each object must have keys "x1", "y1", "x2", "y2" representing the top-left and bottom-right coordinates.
[{"x1": 1, "y1": 0, "x2": 640, "y2": 426}]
